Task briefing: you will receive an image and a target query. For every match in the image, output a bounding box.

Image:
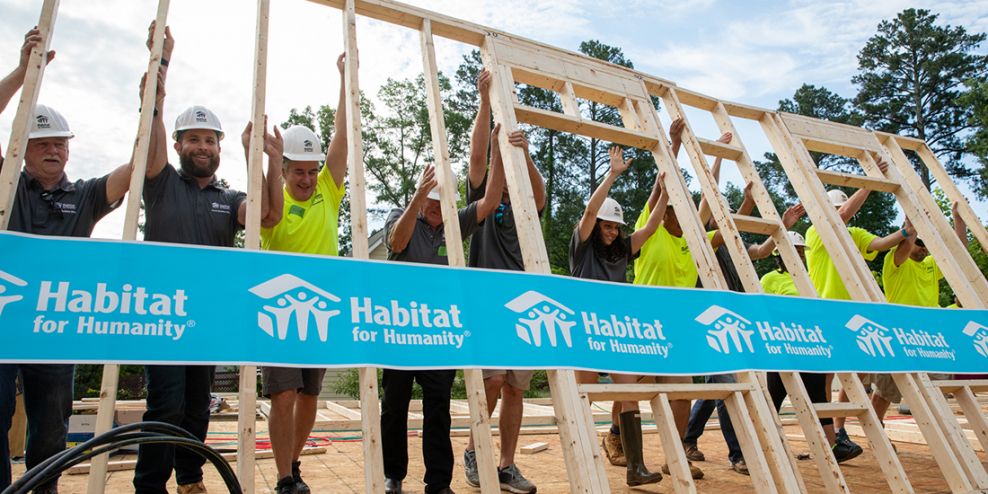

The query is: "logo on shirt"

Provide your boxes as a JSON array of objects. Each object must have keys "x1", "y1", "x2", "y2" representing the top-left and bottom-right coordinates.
[
  {"x1": 36, "y1": 114, "x2": 50, "y2": 128},
  {"x1": 289, "y1": 205, "x2": 306, "y2": 218},
  {"x1": 0, "y1": 269, "x2": 28, "y2": 318},
  {"x1": 211, "y1": 202, "x2": 232, "y2": 214},
  {"x1": 249, "y1": 274, "x2": 341, "y2": 342},
  {"x1": 846, "y1": 315, "x2": 895, "y2": 357},
  {"x1": 962, "y1": 322, "x2": 988, "y2": 358},
  {"x1": 695, "y1": 306, "x2": 754, "y2": 354},
  {"x1": 505, "y1": 291, "x2": 575, "y2": 348}
]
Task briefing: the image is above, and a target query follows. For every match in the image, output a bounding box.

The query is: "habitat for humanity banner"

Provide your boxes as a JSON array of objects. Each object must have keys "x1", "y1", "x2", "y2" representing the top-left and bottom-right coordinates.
[{"x1": 1, "y1": 231, "x2": 987, "y2": 375}]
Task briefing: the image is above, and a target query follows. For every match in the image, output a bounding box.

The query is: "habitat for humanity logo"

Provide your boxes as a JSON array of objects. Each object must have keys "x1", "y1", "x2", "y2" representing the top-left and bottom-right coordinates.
[
  {"x1": 0, "y1": 269, "x2": 27, "y2": 318},
  {"x1": 846, "y1": 315, "x2": 894, "y2": 357},
  {"x1": 249, "y1": 274, "x2": 340, "y2": 342},
  {"x1": 505, "y1": 291, "x2": 575, "y2": 348},
  {"x1": 695, "y1": 306, "x2": 754, "y2": 354},
  {"x1": 962, "y1": 322, "x2": 988, "y2": 358}
]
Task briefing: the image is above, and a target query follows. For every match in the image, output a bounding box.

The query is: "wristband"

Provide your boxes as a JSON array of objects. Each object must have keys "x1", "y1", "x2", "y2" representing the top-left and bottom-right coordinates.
[
  {"x1": 901, "y1": 229, "x2": 911, "y2": 237},
  {"x1": 160, "y1": 58, "x2": 169, "y2": 67},
  {"x1": 138, "y1": 107, "x2": 158, "y2": 117}
]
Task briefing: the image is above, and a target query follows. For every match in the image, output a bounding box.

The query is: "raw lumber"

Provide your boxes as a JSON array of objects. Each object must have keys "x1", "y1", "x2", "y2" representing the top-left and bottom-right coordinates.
[{"x1": 521, "y1": 442, "x2": 549, "y2": 454}]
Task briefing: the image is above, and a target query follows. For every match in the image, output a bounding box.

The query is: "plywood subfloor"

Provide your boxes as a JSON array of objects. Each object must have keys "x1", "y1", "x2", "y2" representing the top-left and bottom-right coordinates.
[{"x1": 15, "y1": 415, "x2": 987, "y2": 493}]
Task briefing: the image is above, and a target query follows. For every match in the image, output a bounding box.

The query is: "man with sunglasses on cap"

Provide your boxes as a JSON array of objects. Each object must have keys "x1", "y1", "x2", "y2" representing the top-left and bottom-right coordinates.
[
  {"x1": 134, "y1": 25, "x2": 284, "y2": 494},
  {"x1": 804, "y1": 177, "x2": 909, "y2": 462},
  {"x1": 869, "y1": 204, "x2": 967, "y2": 425},
  {"x1": 258, "y1": 53, "x2": 349, "y2": 494},
  {"x1": 0, "y1": 29, "x2": 132, "y2": 494},
  {"x1": 380, "y1": 138, "x2": 504, "y2": 494},
  {"x1": 461, "y1": 69, "x2": 546, "y2": 494}
]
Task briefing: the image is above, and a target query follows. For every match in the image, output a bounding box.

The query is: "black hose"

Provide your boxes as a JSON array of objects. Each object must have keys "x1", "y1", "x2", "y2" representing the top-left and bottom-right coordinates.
[{"x1": 2, "y1": 422, "x2": 242, "y2": 494}]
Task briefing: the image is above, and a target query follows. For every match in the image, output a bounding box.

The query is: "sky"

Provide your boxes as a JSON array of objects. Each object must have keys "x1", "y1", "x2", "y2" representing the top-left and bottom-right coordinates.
[{"x1": 2, "y1": 0, "x2": 988, "y2": 240}]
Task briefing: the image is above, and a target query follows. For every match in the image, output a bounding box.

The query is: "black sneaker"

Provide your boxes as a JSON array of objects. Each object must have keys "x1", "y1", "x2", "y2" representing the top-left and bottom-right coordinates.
[
  {"x1": 832, "y1": 441, "x2": 863, "y2": 463},
  {"x1": 276, "y1": 476, "x2": 296, "y2": 494},
  {"x1": 835, "y1": 428, "x2": 853, "y2": 447},
  {"x1": 292, "y1": 460, "x2": 310, "y2": 494}
]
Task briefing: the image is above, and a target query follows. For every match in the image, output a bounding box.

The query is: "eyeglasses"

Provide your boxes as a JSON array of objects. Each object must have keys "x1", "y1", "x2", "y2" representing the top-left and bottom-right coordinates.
[
  {"x1": 41, "y1": 191, "x2": 63, "y2": 220},
  {"x1": 496, "y1": 203, "x2": 506, "y2": 226}
]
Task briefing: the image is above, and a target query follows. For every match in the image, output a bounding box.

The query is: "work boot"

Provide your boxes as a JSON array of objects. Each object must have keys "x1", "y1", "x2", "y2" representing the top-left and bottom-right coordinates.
[
  {"x1": 619, "y1": 411, "x2": 662, "y2": 486},
  {"x1": 292, "y1": 460, "x2": 310, "y2": 494},
  {"x1": 275, "y1": 476, "x2": 295, "y2": 494},
  {"x1": 177, "y1": 481, "x2": 208, "y2": 494},
  {"x1": 662, "y1": 461, "x2": 704, "y2": 479},
  {"x1": 683, "y1": 443, "x2": 705, "y2": 462},
  {"x1": 602, "y1": 432, "x2": 626, "y2": 466},
  {"x1": 732, "y1": 459, "x2": 750, "y2": 476}
]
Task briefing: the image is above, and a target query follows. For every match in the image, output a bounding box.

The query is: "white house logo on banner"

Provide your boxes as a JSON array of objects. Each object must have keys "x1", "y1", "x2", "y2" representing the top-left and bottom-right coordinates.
[
  {"x1": 846, "y1": 315, "x2": 895, "y2": 357},
  {"x1": 505, "y1": 291, "x2": 575, "y2": 348},
  {"x1": 695, "y1": 305, "x2": 754, "y2": 354},
  {"x1": 962, "y1": 322, "x2": 988, "y2": 358},
  {"x1": 249, "y1": 274, "x2": 340, "y2": 342},
  {"x1": 0, "y1": 269, "x2": 27, "y2": 318}
]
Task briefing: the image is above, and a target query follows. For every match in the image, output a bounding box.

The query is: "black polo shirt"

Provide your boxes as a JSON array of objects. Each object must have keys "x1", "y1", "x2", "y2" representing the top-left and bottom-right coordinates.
[
  {"x1": 384, "y1": 203, "x2": 479, "y2": 265},
  {"x1": 143, "y1": 164, "x2": 246, "y2": 247},
  {"x1": 466, "y1": 172, "x2": 544, "y2": 271},
  {"x1": 5, "y1": 168, "x2": 119, "y2": 237}
]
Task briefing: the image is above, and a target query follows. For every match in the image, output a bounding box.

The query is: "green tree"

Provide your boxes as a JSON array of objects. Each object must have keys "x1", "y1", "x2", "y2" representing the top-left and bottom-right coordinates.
[
  {"x1": 959, "y1": 78, "x2": 988, "y2": 197},
  {"x1": 852, "y1": 8, "x2": 988, "y2": 189}
]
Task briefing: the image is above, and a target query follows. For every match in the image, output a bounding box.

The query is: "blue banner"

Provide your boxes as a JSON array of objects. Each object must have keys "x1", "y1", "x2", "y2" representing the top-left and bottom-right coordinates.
[{"x1": 1, "y1": 231, "x2": 987, "y2": 374}]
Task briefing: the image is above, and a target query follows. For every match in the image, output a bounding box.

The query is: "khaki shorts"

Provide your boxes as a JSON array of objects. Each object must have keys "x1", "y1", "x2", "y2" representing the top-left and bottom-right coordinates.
[
  {"x1": 261, "y1": 367, "x2": 327, "y2": 397},
  {"x1": 482, "y1": 369, "x2": 535, "y2": 391},
  {"x1": 864, "y1": 373, "x2": 952, "y2": 404}
]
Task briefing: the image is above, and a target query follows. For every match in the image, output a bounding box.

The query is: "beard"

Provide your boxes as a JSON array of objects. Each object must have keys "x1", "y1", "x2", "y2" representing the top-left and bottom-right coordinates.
[{"x1": 179, "y1": 151, "x2": 220, "y2": 178}]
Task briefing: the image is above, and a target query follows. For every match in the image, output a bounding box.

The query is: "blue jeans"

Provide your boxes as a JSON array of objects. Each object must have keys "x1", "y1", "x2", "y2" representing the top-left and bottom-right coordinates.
[
  {"x1": 0, "y1": 364, "x2": 75, "y2": 492},
  {"x1": 134, "y1": 365, "x2": 215, "y2": 494},
  {"x1": 682, "y1": 374, "x2": 743, "y2": 464}
]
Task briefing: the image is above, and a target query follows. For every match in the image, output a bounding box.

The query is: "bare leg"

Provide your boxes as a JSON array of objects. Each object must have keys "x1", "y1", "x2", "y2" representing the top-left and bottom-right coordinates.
[
  {"x1": 871, "y1": 393, "x2": 891, "y2": 426},
  {"x1": 269, "y1": 389, "x2": 297, "y2": 480},
  {"x1": 466, "y1": 374, "x2": 504, "y2": 452},
  {"x1": 498, "y1": 383, "x2": 525, "y2": 468},
  {"x1": 823, "y1": 424, "x2": 837, "y2": 446},
  {"x1": 611, "y1": 374, "x2": 641, "y2": 412},
  {"x1": 825, "y1": 373, "x2": 834, "y2": 402},
  {"x1": 669, "y1": 400, "x2": 690, "y2": 439},
  {"x1": 292, "y1": 393, "x2": 319, "y2": 460}
]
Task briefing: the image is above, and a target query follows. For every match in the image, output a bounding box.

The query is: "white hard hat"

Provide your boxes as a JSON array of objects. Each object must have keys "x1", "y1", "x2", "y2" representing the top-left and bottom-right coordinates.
[
  {"x1": 29, "y1": 104, "x2": 74, "y2": 139},
  {"x1": 282, "y1": 125, "x2": 323, "y2": 161},
  {"x1": 774, "y1": 231, "x2": 807, "y2": 256},
  {"x1": 827, "y1": 189, "x2": 848, "y2": 207},
  {"x1": 427, "y1": 186, "x2": 460, "y2": 202},
  {"x1": 173, "y1": 105, "x2": 224, "y2": 141},
  {"x1": 596, "y1": 197, "x2": 626, "y2": 225}
]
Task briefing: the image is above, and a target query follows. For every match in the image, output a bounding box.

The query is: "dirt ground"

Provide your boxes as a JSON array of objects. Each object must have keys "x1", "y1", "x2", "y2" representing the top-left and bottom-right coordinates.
[{"x1": 15, "y1": 416, "x2": 988, "y2": 494}]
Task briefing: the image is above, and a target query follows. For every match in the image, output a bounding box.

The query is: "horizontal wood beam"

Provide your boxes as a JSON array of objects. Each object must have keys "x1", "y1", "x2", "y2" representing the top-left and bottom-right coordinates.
[
  {"x1": 813, "y1": 402, "x2": 869, "y2": 419},
  {"x1": 933, "y1": 380, "x2": 988, "y2": 394},
  {"x1": 816, "y1": 169, "x2": 900, "y2": 193},
  {"x1": 801, "y1": 136, "x2": 868, "y2": 159},
  {"x1": 514, "y1": 103, "x2": 659, "y2": 149},
  {"x1": 781, "y1": 113, "x2": 881, "y2": 152},
  {"x1": 731, "y1": 214, "x2": 778, "y2": 235},
  {"x1": 698, "y1": 137, "x2": 743, "y2": 161},
  {"x1": 580, "y1": 383, "x2": 754, "y2": 402}
]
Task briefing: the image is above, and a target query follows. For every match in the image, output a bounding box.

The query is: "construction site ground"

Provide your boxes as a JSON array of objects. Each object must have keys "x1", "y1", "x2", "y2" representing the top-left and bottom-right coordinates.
[{"x1": 18, "y1": 406, "x2": 988, "y2": 494}]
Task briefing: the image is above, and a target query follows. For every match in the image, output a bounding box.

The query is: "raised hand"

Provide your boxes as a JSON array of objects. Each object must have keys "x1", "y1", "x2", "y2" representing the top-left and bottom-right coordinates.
[
  {"x1": 875, "y1": 158, "x2": 889, "y2": 174},
  {"x1": 263, "y1": 121, "x2": 284, "y2": 158},
  {"x1": 716, "y1": 132, "x2": 733, "y2": 144},
  {"x1": 669, "y1": 117, "x2": 685, "y2": 142},
  {"x1": 20, "y1": 27, "x2": 54, "y2": 69},
  {"x1": 507, "y1": 130, "x2": 529, "y2": 153},
  {"x1": 477, "y1": 68, "x2": 492, "y2": 102},
  {"x1": 608, "y1": 146, "x2": 631, "y2": 176},
  {"x1": 336, "y1": 52, "x2": 346, "y2": 75},
  {"x1": 146, "y1": 22, "x2": 173, "y2": 57},
  {"x1": 415, "y1": 165, "x2": 438, "y2": 200},
  {"x1": 783, "y1": 203, "x2": 805, "y2": 229}
]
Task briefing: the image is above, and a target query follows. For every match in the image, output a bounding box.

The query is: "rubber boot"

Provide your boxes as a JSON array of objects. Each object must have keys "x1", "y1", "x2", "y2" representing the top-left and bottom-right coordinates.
[{"x1": 619, "y1": 411, "x2": 662, "y2": 486}]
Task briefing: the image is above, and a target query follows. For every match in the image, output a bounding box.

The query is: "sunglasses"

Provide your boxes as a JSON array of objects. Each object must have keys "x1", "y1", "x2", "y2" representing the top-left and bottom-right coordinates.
[
  {"x1": 496, "y1": 203, "x2": 506, "y2": 226},
  {"x1": 41, "y1": 191, "x2": 63, "y2": 220}
]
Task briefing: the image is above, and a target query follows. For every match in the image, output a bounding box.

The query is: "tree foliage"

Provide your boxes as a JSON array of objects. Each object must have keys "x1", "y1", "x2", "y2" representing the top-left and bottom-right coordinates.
[{"x1": 852, "y1": 8, "x2": 988, "y2": 189}]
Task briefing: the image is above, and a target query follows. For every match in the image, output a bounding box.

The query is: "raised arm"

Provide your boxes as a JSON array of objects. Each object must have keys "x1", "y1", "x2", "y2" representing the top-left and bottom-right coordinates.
[
  {"x1": 144, "y1": 22, "x2": 173, "y2": 180},
  {"x1": 893, "y1": 217, "x2": 918, "y2": 266},
  {"x1": 736, "y1": 182, "x2": 755, "y2": 216},
  {"x1": 837, "y1": 159, "x2": 889, "y2": 222},
  {"x1": 238, "y1": 118, "x2": 284, "y2": 228},
  {"x1": 697, "y1": 132, "x2": 732, "y2": 226},
  {"x1": 508, "y1": 130, "x2": 546, "y2": 212},
  {"x1": 579, "y1": 146, "x2": 629, "y2": 242},
  {"x1": 474, "y1": 124, "x2": 504, "y2": 222},
  {"x1": 953, "y1": 201, "x2": 968, "y2": 248},
  {"x1": 869, "y1": 226, "x2": 911, "y2": 253},
  {"x1": 630, "y1": 172, "x2": 666, "y2": 254},
  {"x1": 325, "y1": 53, "x2": 348, "y2": 187},
  {"x1": 105, "y1": 66, "x2": 166, "y2": 205},
  {"x1": 668, "y1": 117, "x2": 684, "y2": 159},
  {"x1": 388, "y1": 165, "x2": 436, "y2": 253},
  {"x1": 468, "y1": 69, "x2": 492, "y2": 190},
  {"x1": 0, "y1": 28, "x2": 54, "y2": 115}
]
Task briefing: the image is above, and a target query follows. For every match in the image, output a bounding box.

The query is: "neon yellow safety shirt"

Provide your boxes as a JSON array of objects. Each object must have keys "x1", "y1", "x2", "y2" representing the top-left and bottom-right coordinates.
[
  {"x1": 633, "y1": 202, "x2": 717, "y2": 288},
  {"x1": 947, "y1": 304, "x2": 960, "y2": 308},
  {"x1": 805, "y1": 225, "x2": 878, "y2": 300},
  {"x1": 760, "y1": 269, "x2": 799, "y2": 297},
  {"x1": 261, "y1": 165, "x2": 346, "y2": 255},
  {"x1": 883, "y1": 245, "x2": 943, "y2": 307}
]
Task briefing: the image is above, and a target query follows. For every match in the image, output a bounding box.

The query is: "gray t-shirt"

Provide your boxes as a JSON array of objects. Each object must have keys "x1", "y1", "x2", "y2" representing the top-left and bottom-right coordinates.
[
  {"x1": 696, "y1": 238, "x2": 753, "y2": 292},
  {"x1": 384, "y1": 204, "x2": 479, "y2": 265},
  {"x1": 143, "y1": 164, "x2": 246, "y2": 247},
  {"x1": 6, "y1": 168, "x2": 119, "y2": 237},
  {"x1": 466, "y1": 173, "x2": 543, "y2": 271},
  {"x1": 569, "y1": 227, "x2": 638, "y2": 283}
]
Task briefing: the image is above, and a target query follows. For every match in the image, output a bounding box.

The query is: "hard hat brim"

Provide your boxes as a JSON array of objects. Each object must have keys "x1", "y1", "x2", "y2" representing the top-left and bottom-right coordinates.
[
  {"x1": 173, "y1": 128, "x2": 225, "y2": 141},
  {"x1": 29, "y1": 130, "x2": 74, "y2": 139},
  {"x1": 282, "y1": 153, "x2": 324, "y2": 162}
]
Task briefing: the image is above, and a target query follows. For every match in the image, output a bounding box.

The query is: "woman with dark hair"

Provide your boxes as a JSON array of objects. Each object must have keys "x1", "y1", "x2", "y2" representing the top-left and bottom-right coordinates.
[{"x1": 570, "y1": 146, "x2": 665, "y2": 486}]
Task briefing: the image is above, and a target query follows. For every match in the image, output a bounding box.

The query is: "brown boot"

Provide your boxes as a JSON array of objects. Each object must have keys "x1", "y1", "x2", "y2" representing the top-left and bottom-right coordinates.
[
  {"x1": 177, "y1": 481, "x2": 208, "y2": 494},
  {"x1": 662, "y1": 461, "x2": 704, "y2": 479},
  {"x1": 619, "y1": 411, "x2": 662, "y2": 486},
  {"x1": 602, "y1": 432, "x2": 626, "y2": 466}
]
